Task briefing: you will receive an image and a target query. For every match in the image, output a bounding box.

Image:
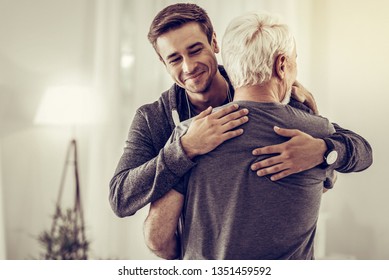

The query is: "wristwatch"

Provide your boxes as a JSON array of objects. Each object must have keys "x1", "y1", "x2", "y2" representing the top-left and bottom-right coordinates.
[{"x1": 321, "y1": 139, "x2": 338, "y2": 168}]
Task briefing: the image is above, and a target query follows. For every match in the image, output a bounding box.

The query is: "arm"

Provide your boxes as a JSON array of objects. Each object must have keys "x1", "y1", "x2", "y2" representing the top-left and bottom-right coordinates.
[
  {"x1": 251, "y1": 123, "x2": 372, "y2": 181},
  {"x1": 109, "y1": 108, "x2": 193, "y2": 217},
  {"x1": 109, "y1": 104, "x2": 248, "y2": 217},
  {"x1": 143, "y1": 189, "x2": 184, "y2": 259},
  {"x1": 323, "y1": 123, "x2": 372, "y2": 173},
  {"x1": 251, "y1": 126, "x2": 326, "y2": 181},
  {"x1": 251, "y1": 82, "x2": 372, "y2": 181},
  {"x1": 291, "y1": 80, "x2": 319, "y2": 115}
]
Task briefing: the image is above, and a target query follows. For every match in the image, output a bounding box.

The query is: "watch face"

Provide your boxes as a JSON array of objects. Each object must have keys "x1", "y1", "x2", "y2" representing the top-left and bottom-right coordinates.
[{"x1": 326, "y1": 150, "x2": 338, "y2": 165}]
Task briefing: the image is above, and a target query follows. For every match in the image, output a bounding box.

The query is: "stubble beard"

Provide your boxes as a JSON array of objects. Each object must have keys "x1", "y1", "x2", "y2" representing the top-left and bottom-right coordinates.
[{"x1": 184, "y1": 68, "x2": 215, "y2": 95}]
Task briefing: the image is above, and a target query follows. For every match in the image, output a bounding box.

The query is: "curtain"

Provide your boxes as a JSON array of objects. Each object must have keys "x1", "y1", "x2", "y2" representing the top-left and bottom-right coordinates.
[
  {"x1": 82, "y1": 0, "x2": 159, "y2": 259},
  {"x1": 82, "y1": 0, "x2": 129, "y2": 259}
]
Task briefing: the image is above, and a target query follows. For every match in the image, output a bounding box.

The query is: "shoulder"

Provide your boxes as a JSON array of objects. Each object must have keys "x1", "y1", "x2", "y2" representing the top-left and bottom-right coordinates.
[
  {"x1": 128, "y1": 91, "x2": 171, "y2": 138},
  {"x1": 132, "y1": 84, "x2": 188, "y2": 136},
  {"x1": 288, "y1": 98, "x2": 313, "y2": 114},
  {"x1": 137, "y1": 90, "x2": 167, "y2": 114},
  {"x1": 284, "y1": 104, "x2": 320, "y2": 120},
  {"x1": 136, "y1": 85, "x2": 177, "y2": 119},
  {"x1": 130, "y1": 86, "x2": 182, "y2": 146},
  {"x1": 285, "y1": 104, "x2": 321, "y2": 119},
  {"x1": 284, "y1": 105, "x2": 335, "y2": 134}
]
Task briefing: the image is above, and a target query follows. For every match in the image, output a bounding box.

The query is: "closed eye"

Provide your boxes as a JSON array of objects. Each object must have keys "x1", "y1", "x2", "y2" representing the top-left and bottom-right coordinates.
[
  {"x1": 189, "y1": 48, "x2": 202, "y2": 55},
  {"x1": 168, "y1": 56, "x2": 182, "y2": 65}
]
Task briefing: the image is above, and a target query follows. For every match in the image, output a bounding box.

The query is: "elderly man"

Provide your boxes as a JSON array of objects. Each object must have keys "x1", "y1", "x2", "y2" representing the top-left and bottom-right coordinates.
[{"x1": 143, "y1": 11, "x2": 372, "y2": 260}]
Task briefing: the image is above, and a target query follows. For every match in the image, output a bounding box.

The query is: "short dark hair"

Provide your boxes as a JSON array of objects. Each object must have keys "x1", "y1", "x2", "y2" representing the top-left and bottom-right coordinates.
[{"x1": 148, "y1": 3, "x2": 214, "y2": 53}]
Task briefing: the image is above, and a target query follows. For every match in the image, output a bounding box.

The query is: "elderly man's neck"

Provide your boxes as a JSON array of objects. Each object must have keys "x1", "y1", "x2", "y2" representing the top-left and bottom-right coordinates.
[{"x1": 233, "y1": 82, "x2": 283, "y2": 103}]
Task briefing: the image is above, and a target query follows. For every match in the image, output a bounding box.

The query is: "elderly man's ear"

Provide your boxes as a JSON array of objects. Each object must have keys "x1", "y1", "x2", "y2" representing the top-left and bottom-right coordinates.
[{"x1": 275, "y1": 54, "x2": 287, "y2": 80}]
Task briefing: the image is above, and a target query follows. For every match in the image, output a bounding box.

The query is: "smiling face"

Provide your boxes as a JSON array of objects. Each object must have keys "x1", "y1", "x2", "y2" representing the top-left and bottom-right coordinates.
[{"x1": 156, "y1": 22, "x2": 220, "y2": 95}]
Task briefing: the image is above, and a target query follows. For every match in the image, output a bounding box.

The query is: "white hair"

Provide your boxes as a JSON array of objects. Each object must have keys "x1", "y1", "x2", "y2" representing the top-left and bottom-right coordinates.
[{"x1": 222, "y1": 11, "x2": 295, "y2": 89}]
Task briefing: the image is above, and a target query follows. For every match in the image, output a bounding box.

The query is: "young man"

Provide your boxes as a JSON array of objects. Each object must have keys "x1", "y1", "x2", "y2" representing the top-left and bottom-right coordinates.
[
  {"x1": 143, "y1": 10, "x2": 372, "y2": 260},
  {"x1": 109, "y1": 3, "x2": 371, "y2": 222}
]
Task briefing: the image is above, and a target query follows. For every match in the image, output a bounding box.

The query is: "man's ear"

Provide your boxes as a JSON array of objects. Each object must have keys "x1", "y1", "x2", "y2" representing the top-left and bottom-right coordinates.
[
  {"x1": 211, "y1": 32, "x2": 220, "y2": 53},
  {"x1": 275, "y1": 54, "x2": 287, "y2": 79},
  {"x1": 158, "y1": 55, "x2": 166, "y2": 66}
]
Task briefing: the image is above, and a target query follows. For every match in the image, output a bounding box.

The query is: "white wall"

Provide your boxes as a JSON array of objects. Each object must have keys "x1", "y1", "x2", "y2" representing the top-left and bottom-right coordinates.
[
  {"x1": 0, "y1": 144, "x2": 6, "y2": 259},
  {"x1": 310, "y1": 0, "x2": 389, "y2": 259}
]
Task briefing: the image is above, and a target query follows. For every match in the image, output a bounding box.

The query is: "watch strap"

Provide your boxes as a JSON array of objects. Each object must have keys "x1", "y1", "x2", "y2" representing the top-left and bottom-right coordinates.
[{"x1": 321, "y1": 138, "x2": 336, "y2": 169}]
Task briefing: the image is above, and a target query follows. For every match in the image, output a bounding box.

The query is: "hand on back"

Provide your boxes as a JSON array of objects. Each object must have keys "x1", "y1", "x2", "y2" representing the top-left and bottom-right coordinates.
[{"x1": 181, "y1": 104, "x2": 249, "y2": 159}]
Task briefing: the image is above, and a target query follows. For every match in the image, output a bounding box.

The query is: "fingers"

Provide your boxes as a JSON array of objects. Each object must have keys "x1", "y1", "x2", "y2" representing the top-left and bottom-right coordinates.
[
  {"x1": 251, "y1": 155, "x2": 283, "y2": 171},
  {"x1": 251, "y1": 127, "x2": 300, "y2": 156},
  {"x1": 290, "y1": 81, "x2": 319, "y2": 115},
  {"x1": 252, "y1": 142, "x2": 283, "y2": 156},
  {"x1": 291, "y1": 81, "x2": 305, "y2": 102},
  {"x1": 221, "y1": 115, "x2": 249, "y2": 131},
  {"x1": 250, "y1": 154, "x2": 289, "y2": 181},
  {"x1": 220, "y1": 128, "x2": 244, "y2": 141},
  {"x1": 269, "y1": 169, "x2": 292, "y2": 181},
  {"x1": 193, "y1": 106, "x2": 213, "y2": 120},
  {"x1": 196, "y1": 104, "x2": 249, "y2": 129},
  {"x1": 211, "y1": 103, "x2": 240, "y2": 119},
  {"x1": 291, "y1": 86, "x2": 305, "y2": 102},
  {"x1": 219, "y1": 108, "x2": 249, "y2": 125},
  {"x1": 210, "y1": 104, "x2": 249, "y2": 132},
  {"x1": 273, "y1": 126, "x2": 301, "y2": 138},
  {"x1": 251, "y1": 161, "x2": 291, "y2": 181}
]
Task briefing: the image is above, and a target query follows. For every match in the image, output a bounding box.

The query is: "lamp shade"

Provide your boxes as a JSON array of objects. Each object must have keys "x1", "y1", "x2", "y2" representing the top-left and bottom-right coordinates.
[{"x1": 34, "y1": 86, "x2": 93, "y2": 125}]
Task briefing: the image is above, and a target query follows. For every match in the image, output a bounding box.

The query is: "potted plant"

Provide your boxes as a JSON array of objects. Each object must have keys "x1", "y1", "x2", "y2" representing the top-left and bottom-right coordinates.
[
  {"x1": 38, "y1": 140, "x2": 89, "y2": 260},
  {"x1": 38, "y1": 206, "x2": 88, "y2": 260}
]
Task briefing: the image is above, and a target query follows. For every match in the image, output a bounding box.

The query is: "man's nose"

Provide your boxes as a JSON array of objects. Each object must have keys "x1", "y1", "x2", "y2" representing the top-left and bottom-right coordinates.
[{"x1": 182, "y1": 56, "x2": 196, "y2": 73}]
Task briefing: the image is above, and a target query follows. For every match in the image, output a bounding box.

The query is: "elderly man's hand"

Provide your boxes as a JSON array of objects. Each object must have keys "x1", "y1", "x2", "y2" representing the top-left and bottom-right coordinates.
[{"x1": 291, "y1": 81, "x2": 319, "y2": 115}]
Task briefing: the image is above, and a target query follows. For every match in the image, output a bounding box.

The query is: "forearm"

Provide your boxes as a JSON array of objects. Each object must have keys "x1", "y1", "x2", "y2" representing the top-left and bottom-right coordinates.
[
  {"x1": 145, "y1": 232, "x2": 179, "y2": 260},
  {"x1": 144, "y1": 189, "x2": 184, "y2": 260},
  {"x1": 327, "y1": 123, "x2": 373, "y2": 173},
  {"x1": 109, "y1": 139, "x2": 195, "y2": 217}
]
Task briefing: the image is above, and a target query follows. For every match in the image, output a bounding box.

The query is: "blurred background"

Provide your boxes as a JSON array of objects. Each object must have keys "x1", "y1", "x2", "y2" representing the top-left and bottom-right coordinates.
[{"x1": 0, "y1": 0, "x2": 387, "y2": 260}]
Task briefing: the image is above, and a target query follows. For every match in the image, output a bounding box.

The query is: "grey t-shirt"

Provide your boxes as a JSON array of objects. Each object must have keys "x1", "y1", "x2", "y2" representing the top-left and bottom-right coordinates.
[{"x1": 173, "y1": 101, "x2": 335, "y2": 260}]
